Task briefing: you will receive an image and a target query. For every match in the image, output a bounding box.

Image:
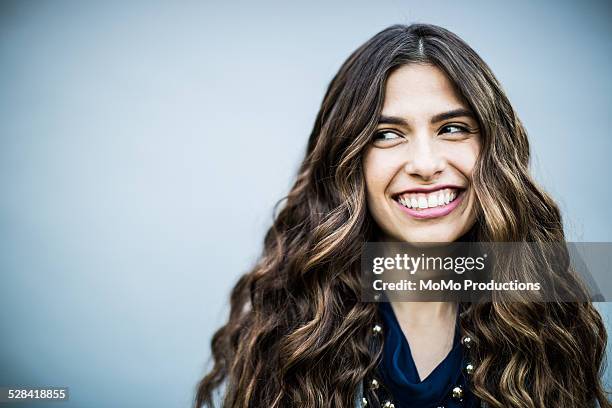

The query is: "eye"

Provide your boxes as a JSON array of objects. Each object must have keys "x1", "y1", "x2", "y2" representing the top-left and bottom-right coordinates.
[
  {"x1": 372, "y1": 130, "x2": 402, "y2": 142},
  {"x1": 440, "y1": 124, "x2": 469, "y2": 135}
]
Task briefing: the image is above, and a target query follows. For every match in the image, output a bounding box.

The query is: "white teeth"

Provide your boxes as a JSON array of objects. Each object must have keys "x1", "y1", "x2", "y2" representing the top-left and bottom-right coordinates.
[
  {"x1": 397, "y1": 189, "x2": 460, "y2": 210},
  {"x1": 428, "y1": 195, "x2": 438, "y2": 207},
  {"x1": 418, "y1": 196, "x2": 428, "y2": 209}
]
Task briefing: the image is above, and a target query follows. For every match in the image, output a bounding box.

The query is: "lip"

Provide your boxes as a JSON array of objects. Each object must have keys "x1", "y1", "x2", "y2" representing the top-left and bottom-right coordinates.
[{"x1": 394, "y1": 189, "x2": 466, "y2": 220}]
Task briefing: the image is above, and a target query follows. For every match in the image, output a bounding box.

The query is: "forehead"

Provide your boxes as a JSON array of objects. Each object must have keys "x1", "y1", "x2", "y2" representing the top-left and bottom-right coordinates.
[{"x1": 381, "y1": 64, "x2": 467, "y2": 119}]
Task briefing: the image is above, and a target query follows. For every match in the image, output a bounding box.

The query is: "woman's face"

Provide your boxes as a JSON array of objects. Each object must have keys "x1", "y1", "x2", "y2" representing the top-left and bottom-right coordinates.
[{"x1": 363, "y1": 64, "x2": 480, "y2": 243}]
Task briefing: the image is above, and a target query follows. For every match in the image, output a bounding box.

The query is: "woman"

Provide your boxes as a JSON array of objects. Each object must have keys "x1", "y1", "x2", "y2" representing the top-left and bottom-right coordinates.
[{"x1": 195, "y1": 24, "x2": 610, "y2": 407}]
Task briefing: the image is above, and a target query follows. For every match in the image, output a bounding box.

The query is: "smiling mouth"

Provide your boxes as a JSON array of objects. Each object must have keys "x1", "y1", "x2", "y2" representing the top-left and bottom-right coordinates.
[{"x1": 393, "y1": 187, "x2": 464, "y2": 210}]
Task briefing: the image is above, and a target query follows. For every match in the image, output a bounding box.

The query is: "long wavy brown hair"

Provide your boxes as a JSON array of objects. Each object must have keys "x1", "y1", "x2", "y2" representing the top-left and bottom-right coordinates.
[{"x1": 195, "y1": 24, "x2": 610, "y2": 408}]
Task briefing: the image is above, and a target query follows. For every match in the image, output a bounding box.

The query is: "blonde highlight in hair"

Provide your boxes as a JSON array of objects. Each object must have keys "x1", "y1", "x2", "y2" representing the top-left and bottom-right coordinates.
[{"x1": 195, "y1": 24, "x2": 610, "y2": 407}]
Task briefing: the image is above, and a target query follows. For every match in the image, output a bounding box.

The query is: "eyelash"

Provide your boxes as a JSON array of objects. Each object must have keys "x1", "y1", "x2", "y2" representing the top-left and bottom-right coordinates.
[
  {"x1": 440, "y1": 124, "x2": 469, "y2": 134},
  {"x1": 372, "y1": 124, "x2": 470, "y2": 142},
  {"x1": 372, "y1": 131, "x2": 401, "y2": 141}
]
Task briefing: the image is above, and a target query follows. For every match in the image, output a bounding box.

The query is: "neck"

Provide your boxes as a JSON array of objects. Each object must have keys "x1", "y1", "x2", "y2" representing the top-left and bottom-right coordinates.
[{"x1": 390, "y1": 301, "x2": 458, "y2": 327}]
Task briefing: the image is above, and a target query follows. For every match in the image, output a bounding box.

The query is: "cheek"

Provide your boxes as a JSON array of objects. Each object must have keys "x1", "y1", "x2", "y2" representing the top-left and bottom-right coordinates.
[
  {"x1": 362, "y1": 150, "x2": 397, "y2": 195},
  {"x1": 444, "y1": 141, "x2": 480, "y2": 178},
  {"x1": 362, "y1": 150, "x2": 386, "y2": 195}
]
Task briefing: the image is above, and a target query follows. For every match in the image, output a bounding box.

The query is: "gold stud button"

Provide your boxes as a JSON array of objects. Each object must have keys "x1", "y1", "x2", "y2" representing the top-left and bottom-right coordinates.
[
  {"x1": 382, "y1": 401, "x2": 395, "y2": 408},
  {"x1": 372, "y1": 324, "x2": 383, "y2": 335},
  {"x1": 460, "y1": 335, "x2": 473, "y2": 349},
  {"x1": 465, "y1": 362, "x2": 475, "y2": 375},
  {"x1": 361, "y1": 397, "x2": 368, "y2": 407},
  {"x1": 451, "y1": 385, "x2": 464, "y2": 400},
  {"x1": 370, "y1": 378, "x2": 379, "y2": 390}
]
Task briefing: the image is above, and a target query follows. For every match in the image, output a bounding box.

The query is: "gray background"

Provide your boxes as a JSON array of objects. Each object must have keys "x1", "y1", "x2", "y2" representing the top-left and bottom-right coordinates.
[{"x1": 1, "y1": 1, "x2": 611, "y2": 407}]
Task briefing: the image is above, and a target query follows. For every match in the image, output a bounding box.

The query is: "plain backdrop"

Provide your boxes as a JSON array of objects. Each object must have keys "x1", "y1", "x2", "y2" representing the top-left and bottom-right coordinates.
[{"x1": 1, "y1": 1, "x2": 611, "y2": 407}]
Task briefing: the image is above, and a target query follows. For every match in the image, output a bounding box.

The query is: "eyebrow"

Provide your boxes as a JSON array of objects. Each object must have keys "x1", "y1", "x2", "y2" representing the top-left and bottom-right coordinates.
[{"x1": 378, "y1": 108, "x2": 476, "y2": 126}]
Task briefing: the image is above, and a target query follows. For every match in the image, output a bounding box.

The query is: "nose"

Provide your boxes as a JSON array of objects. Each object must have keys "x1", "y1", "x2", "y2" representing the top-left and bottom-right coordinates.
[{"x1": 403, "y1": 137, "x2": 445, "y2": 181}]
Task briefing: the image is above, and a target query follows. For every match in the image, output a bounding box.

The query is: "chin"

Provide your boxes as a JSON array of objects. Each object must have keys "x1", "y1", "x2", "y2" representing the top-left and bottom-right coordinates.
[
  {"x1": 394, "y1": 223, "x2": 471, "y2": 244},
  {"x1": 401, "y1": 231, "x2": 457, "y2": 244}
]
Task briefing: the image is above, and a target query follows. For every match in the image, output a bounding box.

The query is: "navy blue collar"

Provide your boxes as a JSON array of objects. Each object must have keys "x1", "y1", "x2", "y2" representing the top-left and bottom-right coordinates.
[{"x1": 376, "y1": 301, "x2": 479, "y2": 407}]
